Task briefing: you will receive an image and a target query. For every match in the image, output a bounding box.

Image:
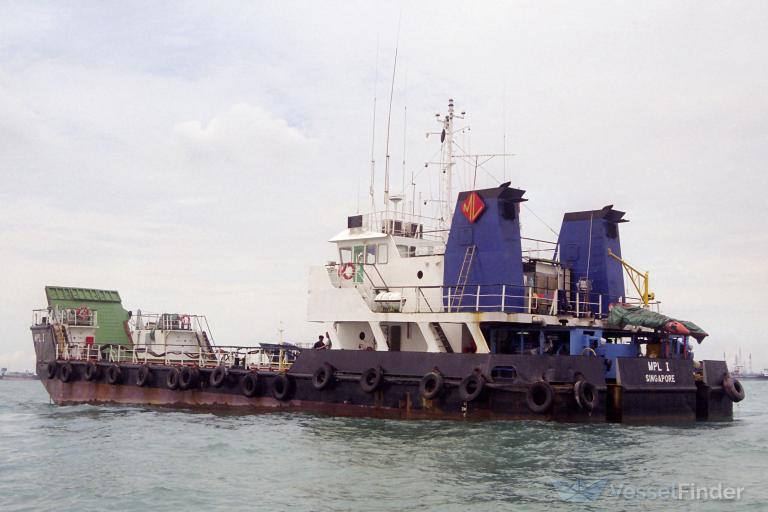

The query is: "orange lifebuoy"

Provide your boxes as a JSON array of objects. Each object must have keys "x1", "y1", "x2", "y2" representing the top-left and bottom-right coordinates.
[
  {"x1": 180, "y1": 315, "x2": 191, "y2": 329},
  {"x1": 76, "y1": 306, "x2": 90, "y2": 322},
  {"x1": 339, "y1": 263, "x2": 355, "y2": 280}
]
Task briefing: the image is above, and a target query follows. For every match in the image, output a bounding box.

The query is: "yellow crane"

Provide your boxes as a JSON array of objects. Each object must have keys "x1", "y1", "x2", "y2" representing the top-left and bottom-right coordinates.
[{"x1": 607, "y1": 248, "x2": 655, "y2": 307}]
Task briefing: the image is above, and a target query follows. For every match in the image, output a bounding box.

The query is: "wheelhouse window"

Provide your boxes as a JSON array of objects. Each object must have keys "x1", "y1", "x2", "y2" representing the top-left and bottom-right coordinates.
[
  {"x1": 339, "y1": 247, "x2": 352, "y2": 263},
  {"x1": 377, "y1": 244, "x2": 388, "y2": 264},
  {"x1": 366, "y1": 245, "x2": 377, "y2": 264}
]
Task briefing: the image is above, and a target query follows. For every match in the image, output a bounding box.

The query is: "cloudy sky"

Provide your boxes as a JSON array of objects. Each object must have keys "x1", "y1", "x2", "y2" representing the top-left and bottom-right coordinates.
[{"x1": 1, "y1": 1, "x2": 766, "y2": 371}]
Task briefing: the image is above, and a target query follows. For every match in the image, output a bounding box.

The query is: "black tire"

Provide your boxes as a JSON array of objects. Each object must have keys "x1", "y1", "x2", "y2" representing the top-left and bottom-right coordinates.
[
  {"x1": 419, "y1": 372, "x2": 445, "y2": 400},
  {"x1": 210, "y1": 365, "x2": 227, "y2": 388},
  {"x1": 45, "y1": 362, "x2": 57, "y2": 380},
  {"x1": 360, "y1": 367, "x2": 384, "y2": 393},
  {"x1": 312, "y1": 363, "x2": 334, "y2": 390},
  {"x1": 83, "y1": 362, "x2": 100, "y2": 381},
  {"x1": 106, "y1": 364, "x2": 122, "y2": 385},
  {"x1": 166, "y1": 367, "x2": 181, "y2": 390},
  {"x1": 271, "y1": 374, "x2": 294, "y2": 401},
  {"x1": 59, "y1": 362, "x2": 74, "y2": 383},
  {"x1": 526, "y1": 381, "x2": 554, "y2": 413},
  {"x1": 136, "y1": 365, "x2": 151, "y2": 387},
  {"x1": 240, "y1": 372, "x2": 260, "y2": 397},
  {"x1": 179, "y1": 366, "x2": 198, "y2": 390},
  {"x1": 459, "y1": 373, "x2": 485, "y2": 402},
  {"x1": 723, "y1": 376, "x2": 746, "y2": 402},
  {"x1": 574, "y1": 379, "x2": 598, "y2": 411}
]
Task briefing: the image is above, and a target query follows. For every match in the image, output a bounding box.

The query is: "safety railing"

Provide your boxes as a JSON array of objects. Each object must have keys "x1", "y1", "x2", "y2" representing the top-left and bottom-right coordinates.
[
  {"x1": 360, "y1": 210, "x2": 445, "y2": 242},
  {"x1": 54, "y1": 342, "x2": 307, "y2": 372},
  {"x1": 33, "y1": 307, "x2": 98, "y2": 327}
]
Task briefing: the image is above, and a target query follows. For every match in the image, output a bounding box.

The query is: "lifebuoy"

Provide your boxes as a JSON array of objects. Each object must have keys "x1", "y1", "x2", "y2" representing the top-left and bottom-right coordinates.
[
  {"x1": 419, "y1": 371, "x2": 445, "y2": 400},
  {"x1": 240, "y1": 372, "x2": 260, "y2": 397},
  {"x1": 166, "y1": 367, "x2": 181, "y2": 390},
  {"x1": 574, "y1": 379, "x2": 598, "y2": 411},
  {"x1": 723, "y1": 376, "x2": 745, "y2": 402},
  {"x1": 76, "y1": 306, "x2": 90, "y2": 322},
  {"x1": 210, "y1": 365, "x2": 228, "y2": 388},
  {"x1": 84, "y1": 362, "x2": 99, "y2": 381},
  {"x1": 312, "y1": 363, "x2": 335, "y2": 390},
  {"x1": 59, "y1": 362, "x2": 74, "y2": 383},
  {"x1": 526, "y1": 381, "x2": 554, "y2": 413},
  {"x1": 45, "y1": 362, "x2": 57, "y2": 380},
  {"x1": 459, "y1": 373, "x2": 485, "y2": 402},
  {"x1": 360, "y1": 366, "x2": 384, "y2": 393},
  {"x1": 179, "y1": 366, "x2": 198, "y2": 390},
  {"x1": 338, "y1": 263, "x2": 355, "y2": 280},
  {"x1": 271, "y1": 373, "x2": 293, "y2": 401},
  {"x1": 106, "y1": 364, "x2": 122, "y2": 385}
]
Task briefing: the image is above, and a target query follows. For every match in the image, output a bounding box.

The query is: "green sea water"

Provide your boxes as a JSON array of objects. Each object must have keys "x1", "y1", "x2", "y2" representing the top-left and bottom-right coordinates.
[{"x1": 0, "y1": 380, "x2": 765, "y2": 511}]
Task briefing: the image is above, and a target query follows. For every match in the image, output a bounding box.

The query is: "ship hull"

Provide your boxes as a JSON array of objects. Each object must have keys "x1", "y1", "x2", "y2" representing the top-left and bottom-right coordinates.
[{"x1": 35, "y1": 350, "x2": 733, "y2": 423}]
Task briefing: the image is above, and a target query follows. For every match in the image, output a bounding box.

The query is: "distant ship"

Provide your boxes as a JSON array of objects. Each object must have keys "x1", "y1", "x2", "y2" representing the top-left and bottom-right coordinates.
[{"x1": 30, "y1": 99, "x2": 743, "y2": 423}]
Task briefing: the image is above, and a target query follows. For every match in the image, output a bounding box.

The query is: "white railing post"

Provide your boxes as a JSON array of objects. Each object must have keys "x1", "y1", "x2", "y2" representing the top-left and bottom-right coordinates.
[
  {"x1": 598, "y1": 294, "x2": 603, "y2": 317},
  {"x1": 501, "y1": 285, "x2": 506, "y2": 312},
  {"x1": 475, "y1": 286, "x2": 480, "y2": 312},
  {"x1": 527, "y1": 287, "x2": 533, "y2": 313},
  {"x1": 551, "y1": 289, "x2": 558, "y2": 315},
  {"x1": 576, "y1": 292, "x2": 580, "y2": 318}
]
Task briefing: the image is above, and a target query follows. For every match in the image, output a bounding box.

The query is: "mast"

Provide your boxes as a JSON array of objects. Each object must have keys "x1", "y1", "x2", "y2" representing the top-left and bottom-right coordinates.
[{"x1": 443, "y1": 98, "x2": 455, "y2": 225}]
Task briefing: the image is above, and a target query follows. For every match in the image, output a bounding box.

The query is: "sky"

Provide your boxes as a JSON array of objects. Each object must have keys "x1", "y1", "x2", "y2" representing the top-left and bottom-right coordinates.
[{"x1": 1, "y1": 1, "x2": 766, "y2": 371}]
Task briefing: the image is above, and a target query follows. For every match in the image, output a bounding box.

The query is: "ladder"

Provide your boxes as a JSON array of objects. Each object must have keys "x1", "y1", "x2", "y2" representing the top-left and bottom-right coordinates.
[
  {"x1": 430, "y1": 322, "x2": 454, "y2": 353},
  {"x1": 53, "y1": 324, "x2": 67, "y2": 357},
  {"x1": 450, "y1": 245, "x2": 476, "y2": 311}
]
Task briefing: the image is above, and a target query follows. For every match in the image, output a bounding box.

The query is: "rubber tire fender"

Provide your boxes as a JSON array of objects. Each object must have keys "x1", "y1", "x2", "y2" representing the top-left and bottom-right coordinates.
[
  {"x1": 106, "y1": 364, "x2": 122, "y2": 385},
  {"x1": 210, "y1": 365, "x2": 228, "y2": 388},
  {"x1": 59, "y1": 362, "x2": 74, "y2": 383},
  {"x1": 83, "y1": 362, "x2": 99, "y2": 381},
  {"x1": 312, "y1": 363, "x2": 334, "y2": 391},
  {"x1": 360, "y1": 367, "x2": 384, "y2": 393},
  {"x1": 574, "y1": 379, "x2": 598, "y2": 411},
  {"x1": 459, "y1": 373, "x2": 485, "y2": 402},
  {"x1": 136, "y1": 365, "x2": 151, "y2": 387},
  {"x1": 178, "y1": 366, "x2": 198, "y2": 390},
  {"x1": 166, "y1": 367, "x2": 181, "y2": 390},
  {"x1": 526, "y1": 380, "x2": 555, "y2": 414},
  {"x1": 723, "y1": 376, "x2": 746, "y2": 402},
  {"x1": 271, "y1": 373, "x2": 294, "y2": 401},
  {"x1": 240, "y1": 372, "x2": 260, "y2": 397},
  {"x1": 45, "y1": 362, "x2": 57, "y2": 380},
  {"x1": 419, "y1": 372, "x2": 445, "y2": 400}
]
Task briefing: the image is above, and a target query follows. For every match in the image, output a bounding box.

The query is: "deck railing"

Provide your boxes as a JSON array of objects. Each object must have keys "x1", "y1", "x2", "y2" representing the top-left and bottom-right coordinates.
[{"x1": 54, "y1": 342, "x2": 308, "y2": 372}]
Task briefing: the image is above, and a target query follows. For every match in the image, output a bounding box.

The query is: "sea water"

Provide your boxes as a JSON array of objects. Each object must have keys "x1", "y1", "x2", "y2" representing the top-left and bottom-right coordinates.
[{"x1": 0, "y1": 380, "x2": 765, "y2": 511}]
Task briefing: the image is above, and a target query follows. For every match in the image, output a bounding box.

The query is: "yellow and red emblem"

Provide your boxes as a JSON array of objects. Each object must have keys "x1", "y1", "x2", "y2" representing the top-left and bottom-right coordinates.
[{"x1": 461, "y1": 191, "x2": 485, "y2": 223}]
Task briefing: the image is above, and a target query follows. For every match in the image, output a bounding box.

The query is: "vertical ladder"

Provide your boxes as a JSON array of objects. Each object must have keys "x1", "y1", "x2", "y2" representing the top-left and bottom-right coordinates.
[
  {"x1": 430, "y1": 322, "x2": 454, "y2": 353},
  {"x1": 53, "y1": 324, "x2": 67, "y2": 358},
  {"x1": 450, "y1": 245, "x2": 477, "y2": 311}
]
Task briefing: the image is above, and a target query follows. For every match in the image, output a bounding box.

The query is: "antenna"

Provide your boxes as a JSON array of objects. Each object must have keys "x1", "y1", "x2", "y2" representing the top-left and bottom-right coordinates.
[
  {"x1": 383, "y1": 19, "x2": 401, "y2": 218},
  {"x1": 368, "y1": 37, "x2": 379, "y2": 212}
]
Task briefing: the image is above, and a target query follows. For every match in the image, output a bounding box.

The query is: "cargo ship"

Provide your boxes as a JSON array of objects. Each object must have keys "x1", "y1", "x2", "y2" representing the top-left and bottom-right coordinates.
[{"x1": 31, "y1": 99, "x2": 745, "y2": 423}]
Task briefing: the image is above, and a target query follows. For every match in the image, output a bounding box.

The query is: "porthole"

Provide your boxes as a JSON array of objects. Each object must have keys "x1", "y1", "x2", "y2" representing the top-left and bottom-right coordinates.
[
  {"x1": 359, "y1": 331, "x2": 366, "y2": 340},
  {"x1": 417, "y1": 271, "x2": 424, "y2": 279}
]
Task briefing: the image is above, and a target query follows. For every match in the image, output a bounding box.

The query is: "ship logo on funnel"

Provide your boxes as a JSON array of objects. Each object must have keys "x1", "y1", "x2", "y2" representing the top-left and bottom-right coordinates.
[{"x1": 461, "y1": 191, "x2": 485, "y2": 223}]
